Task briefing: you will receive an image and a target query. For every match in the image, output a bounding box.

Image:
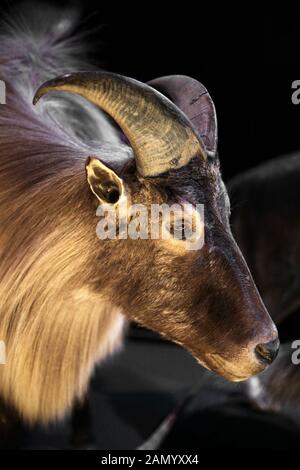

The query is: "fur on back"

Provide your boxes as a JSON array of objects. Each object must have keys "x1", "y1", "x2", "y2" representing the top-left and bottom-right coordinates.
[{"x1": 0, "y1": 4, "x2": 128, "y2": 423}]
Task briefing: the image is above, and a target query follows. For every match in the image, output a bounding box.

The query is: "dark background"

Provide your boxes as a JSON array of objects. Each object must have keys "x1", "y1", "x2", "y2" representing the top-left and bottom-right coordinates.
[{"x1": 77, "y1": 3, "x2": 300, "y2": 182}]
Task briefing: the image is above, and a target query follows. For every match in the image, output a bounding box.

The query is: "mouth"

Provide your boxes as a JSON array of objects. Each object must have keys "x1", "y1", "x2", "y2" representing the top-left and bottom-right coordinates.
[{"x1": 195, "y1": 352, "x2": 266, "y2": 382}]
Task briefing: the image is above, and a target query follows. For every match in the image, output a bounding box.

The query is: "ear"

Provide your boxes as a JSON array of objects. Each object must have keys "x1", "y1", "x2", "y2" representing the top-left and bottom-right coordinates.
[
  {"x1": 86, "y1": 157, "x2": 124, "y2": 204},
  {"x1": 148, "y1": 75, "x2": 218, "y2": 156}
]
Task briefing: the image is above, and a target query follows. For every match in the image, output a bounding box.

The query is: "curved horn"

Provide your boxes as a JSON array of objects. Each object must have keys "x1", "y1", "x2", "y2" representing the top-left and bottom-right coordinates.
[
  {"x1": 33, "y1": 72, "x2": 206, "y2": 177},
  {"x1": 148, "y1": 75, "x2": 217, "y2": 155}
]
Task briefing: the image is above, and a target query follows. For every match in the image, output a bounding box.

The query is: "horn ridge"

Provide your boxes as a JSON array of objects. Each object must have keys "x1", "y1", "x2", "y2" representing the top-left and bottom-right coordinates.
[
  {"x1": 33, "y1": 71, "x2": 206, "y2": 177},
  {"x1": 148, "y1": 75, "x2": 217, "y2": 155}
]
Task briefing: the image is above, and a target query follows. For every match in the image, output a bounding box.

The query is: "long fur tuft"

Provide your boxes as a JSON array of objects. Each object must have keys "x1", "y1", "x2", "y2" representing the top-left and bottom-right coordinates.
[
  {"x1": 0, "y1": 3, "x2": 128, "y2": 423},
  {"x1": 0, "y1": 2, "x2": 131, "y2": 168}
]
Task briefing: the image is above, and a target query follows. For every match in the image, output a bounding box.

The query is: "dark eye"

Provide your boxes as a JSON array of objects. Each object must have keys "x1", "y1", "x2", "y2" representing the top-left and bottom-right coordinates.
[{"x1": 168, "y1": 219, "x2": 191, "y2": 241}]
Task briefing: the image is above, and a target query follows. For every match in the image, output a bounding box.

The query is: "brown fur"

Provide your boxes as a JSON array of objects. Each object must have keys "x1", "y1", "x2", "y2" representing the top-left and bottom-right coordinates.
[{"x1": 0, "y1": 124, "x2": 125, "y2": 422}]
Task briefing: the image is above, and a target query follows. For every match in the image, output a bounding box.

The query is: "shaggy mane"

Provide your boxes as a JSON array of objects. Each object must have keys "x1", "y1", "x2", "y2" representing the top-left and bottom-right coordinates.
[{"x1": 0, "y1": 3, "x2": 127, "y2": 423}]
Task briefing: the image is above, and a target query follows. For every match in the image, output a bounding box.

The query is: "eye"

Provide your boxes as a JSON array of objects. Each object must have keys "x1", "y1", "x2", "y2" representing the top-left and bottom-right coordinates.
[
  {"x1": 160, "y1": 205, "x2": 205, "y2": 247},
  {"x1": 168, "y1": 217, "x2": 196, "y2": 241},
  {"x1": 168, "y1": 219, "x2": 187, "y2": 241}
]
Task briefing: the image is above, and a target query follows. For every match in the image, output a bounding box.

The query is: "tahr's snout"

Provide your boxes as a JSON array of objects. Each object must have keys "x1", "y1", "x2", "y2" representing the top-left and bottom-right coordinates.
[{"x1": 255, "y1": 338, "x2": 280, "y2": 365}]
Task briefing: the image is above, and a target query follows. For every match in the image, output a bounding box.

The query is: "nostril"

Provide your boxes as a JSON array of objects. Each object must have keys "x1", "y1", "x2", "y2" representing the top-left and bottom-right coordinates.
[{"x1": 255, "y1": 338, "x2": 280, "y2": 365}]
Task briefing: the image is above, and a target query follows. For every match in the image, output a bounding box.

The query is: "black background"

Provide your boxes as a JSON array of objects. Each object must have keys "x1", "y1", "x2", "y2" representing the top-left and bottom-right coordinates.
[{"x1": 77, "y1": 3, "x2": 300, "y2": 181}]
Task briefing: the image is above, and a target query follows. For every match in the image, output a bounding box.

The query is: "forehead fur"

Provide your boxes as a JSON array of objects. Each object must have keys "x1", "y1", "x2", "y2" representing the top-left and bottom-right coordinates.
[{"x1": 122, "y1": 156, "x2": 230, "y2": 223}]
